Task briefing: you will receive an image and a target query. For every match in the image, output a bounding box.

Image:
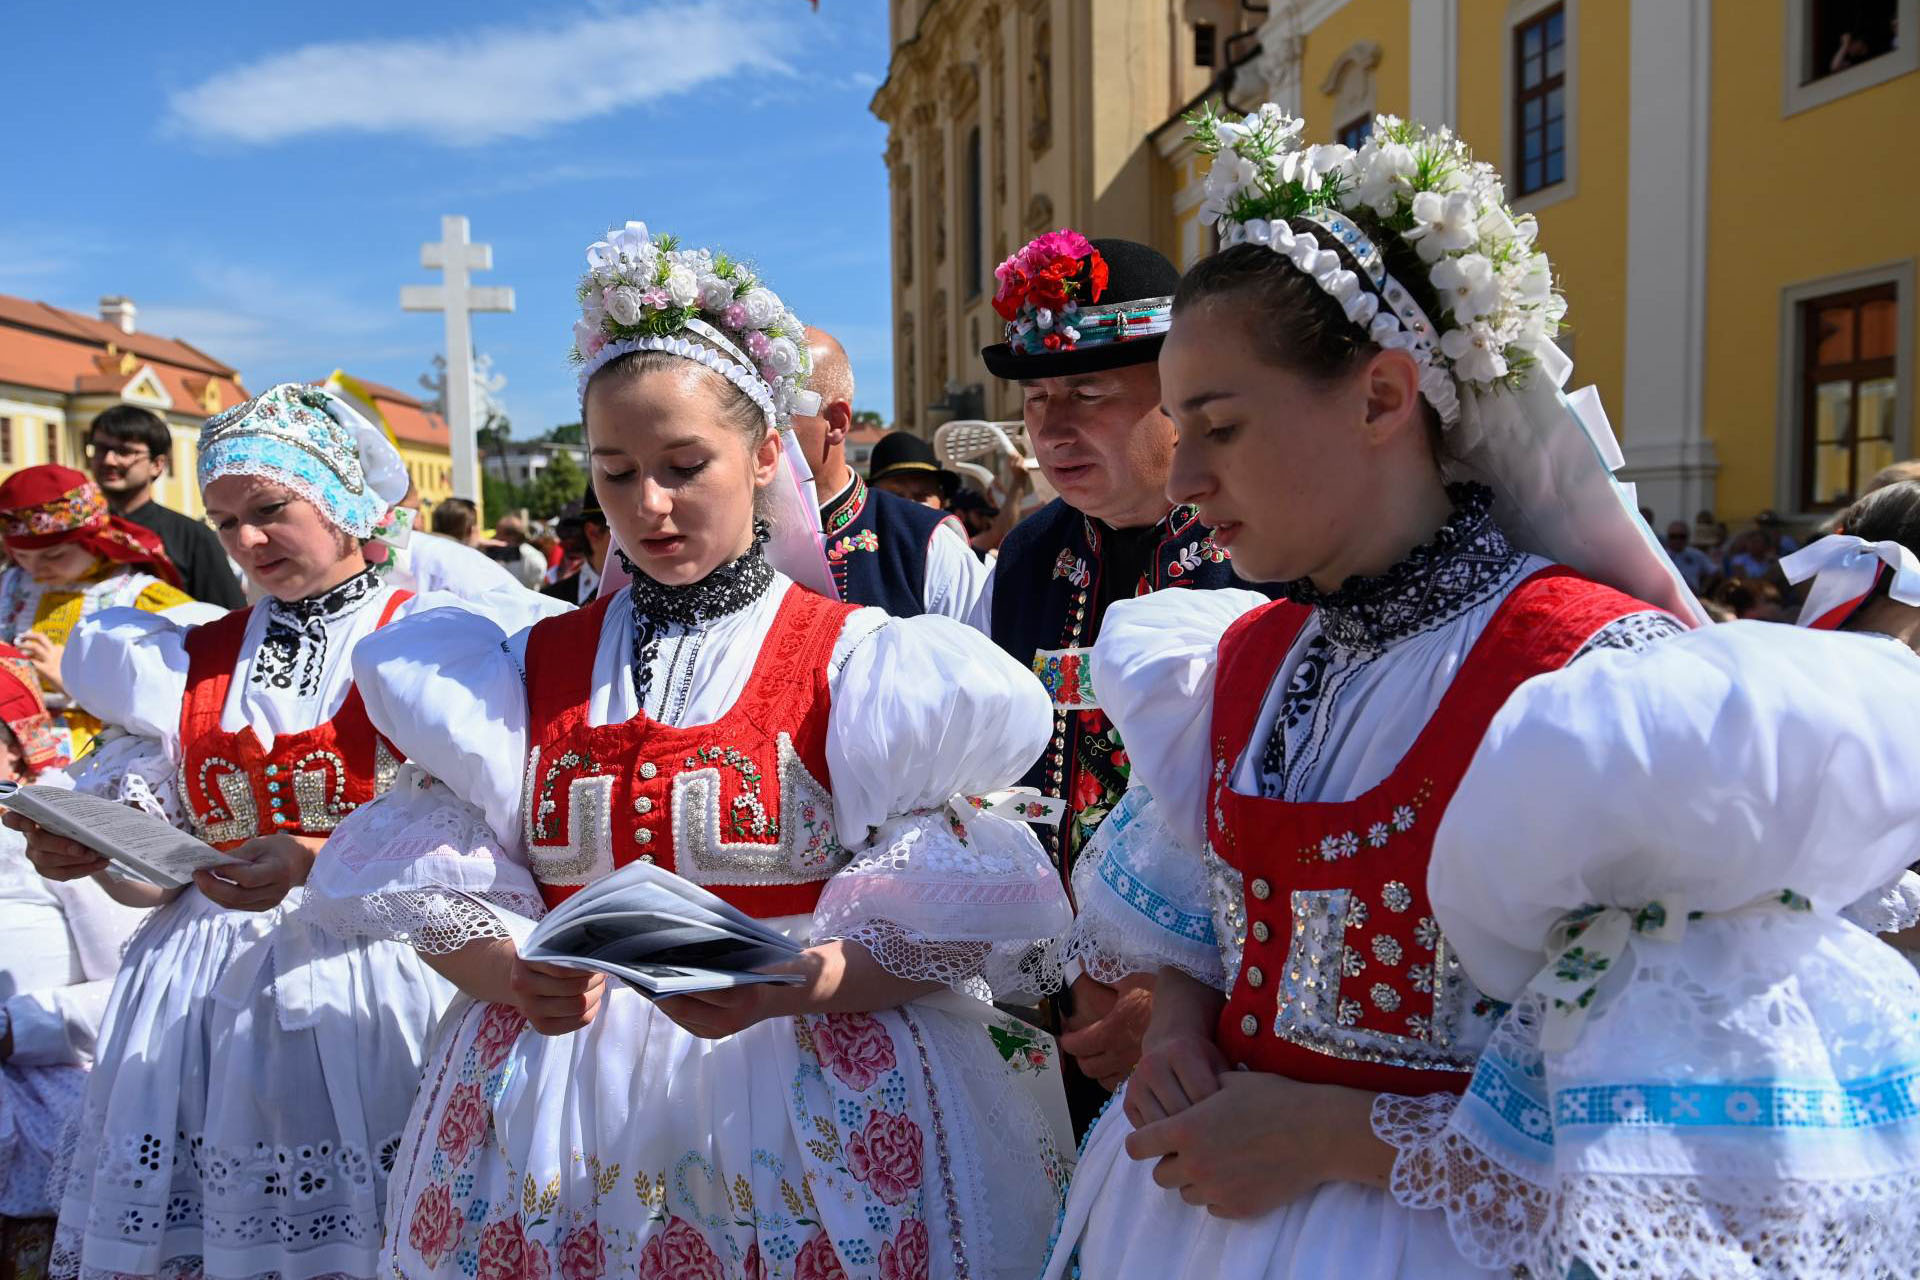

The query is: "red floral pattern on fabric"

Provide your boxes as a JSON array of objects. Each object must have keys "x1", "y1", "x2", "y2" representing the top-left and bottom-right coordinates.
[
  {"x1": 811, "y1": 1013, "x2": 897, "y2": 1092},
  {"x1": 844, "y1": 1111, "x2": 925, "y2": 1206},
  {"x1": 556, "y1": 1224, "x2": 605, "y2": 1280},
  {"x1": 878, "y1": 1218, "x2": 930, "y2": 1280},
  {"x1": 471, "y1": 1002, "x2": 526, "y2": 1072},
  {"x1": 408, "y1": 1182, "x2": 461, "y2": 1269},
  {"x1": 635, "y1": 1215, "x2": 724, "y2": 1280},
  {"x1": 743, "y1": 1241, "x2": 766, "y2": 1280},
  {"x1": 476, "y1": 1215, "x2": 550, "y2": 1280},
  {"x1": 436, "y1": 1081, "x2": 488, "y2": 1168},
  {"x1": 793, "y1": 1231, "x2": 848, "y2": 1280}
]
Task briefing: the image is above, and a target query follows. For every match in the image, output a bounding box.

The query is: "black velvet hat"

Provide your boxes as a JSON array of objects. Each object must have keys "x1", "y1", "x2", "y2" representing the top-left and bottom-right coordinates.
[
  {"x1": 867, "y1": 431, "x2": 960, "y2": 500},
  {"x1": 980, "y1": 236, "x2": 1181, "y2": 381}
]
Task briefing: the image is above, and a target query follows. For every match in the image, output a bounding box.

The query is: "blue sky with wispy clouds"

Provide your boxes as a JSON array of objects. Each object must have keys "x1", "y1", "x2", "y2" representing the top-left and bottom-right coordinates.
[{"x1": 0, "y1": 0, "x2": 893, "y2": 433}]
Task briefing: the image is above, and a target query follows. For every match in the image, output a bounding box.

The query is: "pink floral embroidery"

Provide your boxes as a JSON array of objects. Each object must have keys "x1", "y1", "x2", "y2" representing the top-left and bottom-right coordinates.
[
  {"x1": 879, "y1": 1219, "x2": 930, "y2": 1280},
  {"x1": 477, "y1": 1214, "x2": 547, "y2": 1280},
  {"x1": 472, "y1": 1002, "x2": 527, "y2": 1071},
  {"x1": 844, "y1": 1110, "x2": 924, "y2": 1206},
  {"x1": 558, "y1": 1223, "x2": 605, "y2": 1280},
  {"x1": 636, "y1": 1215, "x2": 724, "y2": 1280},
  {"x1": 743, "y1": 1241, "x2": 766, "y2": 1280},
  {"x1": 812, "y1": 1013, "x2": 897, "y2": 1091},
  {"x1": 436, "y1": 1081, "x2": 489, "y2": 1168},
  {"x1": 793, "y1": 1230, "x2": 848, "y2": 1280},
  {"x1": 407, "y1": 1182, "x2": 461, "y2": 1269}
]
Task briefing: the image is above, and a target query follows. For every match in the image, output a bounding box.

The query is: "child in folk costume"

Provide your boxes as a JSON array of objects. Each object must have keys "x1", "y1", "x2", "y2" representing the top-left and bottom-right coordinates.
[
  {"x1": 303, "y1": 222, "x2": 1072, "y2": 1279},
  {"x1": 1044, "y1": 111, "x2": 1701, "y2": 1279},
  {"x1": 6, "y1": 384, "x2": 552, "y2": 1280},
  {"x1": 1389, "y1": 620, "x2": 1920, "y2": 1279},
  {"x1": 0, "y1": 464, "x2": 218, "y2": 760},
  {"x1": 0, "y1": 646, "x2": 147, "y2": 1277}
]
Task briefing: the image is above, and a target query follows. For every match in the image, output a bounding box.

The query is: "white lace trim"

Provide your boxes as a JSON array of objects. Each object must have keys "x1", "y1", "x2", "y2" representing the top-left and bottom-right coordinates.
[
  {"x1": 298, "y1": 886, "x2": 544, "y2": 955},
  {"x1": 1062, "y1": 787, "x2": 1228, "y2": 990},
  {"x1": 824, "y1": 918, "x2": 1063, "y2": 1003}
]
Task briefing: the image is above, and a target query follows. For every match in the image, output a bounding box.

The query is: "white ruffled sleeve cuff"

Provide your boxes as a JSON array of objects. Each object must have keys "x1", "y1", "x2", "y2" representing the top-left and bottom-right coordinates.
[{"x1": 1065, "y1": 785, "x2": 1228, "y2": 990}]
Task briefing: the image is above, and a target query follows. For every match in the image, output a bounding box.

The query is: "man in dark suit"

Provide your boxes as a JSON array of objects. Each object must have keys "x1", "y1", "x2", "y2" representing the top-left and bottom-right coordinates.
[{"x1": 85, "y1": 405, "x2": 245, "y2": 607}]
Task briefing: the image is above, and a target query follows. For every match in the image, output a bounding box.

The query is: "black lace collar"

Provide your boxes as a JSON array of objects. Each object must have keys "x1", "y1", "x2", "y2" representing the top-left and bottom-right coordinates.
[
  {"x1": 253, "y1": 566, "x2": 384, "y2": 697},
  {"x1": 1279, "y1": 484, "x2": 1528, "y2": 651},
  {"x1": 621, "y1": 521, "x2": 776, "y2": 707}
]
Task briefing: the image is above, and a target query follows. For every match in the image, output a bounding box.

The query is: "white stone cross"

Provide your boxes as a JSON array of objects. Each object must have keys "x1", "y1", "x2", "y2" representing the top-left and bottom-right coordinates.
[{"x1": 401, "y1": 216, "x2": 514, "y2": 502}]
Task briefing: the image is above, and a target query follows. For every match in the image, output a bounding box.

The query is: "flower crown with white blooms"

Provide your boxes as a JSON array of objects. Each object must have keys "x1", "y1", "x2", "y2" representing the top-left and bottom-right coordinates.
[
  {"x1": 1189, "y1": 107, "x2": 1567, "y2": 428},
  {"x1": 571, "y1": 221, "x2": 819, "y2": 424}
]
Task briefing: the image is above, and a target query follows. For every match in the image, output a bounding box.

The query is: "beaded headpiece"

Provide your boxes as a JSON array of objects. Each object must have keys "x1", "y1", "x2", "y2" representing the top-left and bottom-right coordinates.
[
  {"x1": 570, "y1": 221, "x2": 820, "y2": 425},
  {"x1": 198, "y1": 383, "x2": 412, "y2": 540}
]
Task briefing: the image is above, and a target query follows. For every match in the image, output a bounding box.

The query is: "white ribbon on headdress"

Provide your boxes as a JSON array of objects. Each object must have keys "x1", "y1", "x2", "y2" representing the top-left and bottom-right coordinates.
[
  {"x1": 312, "y1": 388, "x2": 415, "y2": 548},
  {"x1": 1439, "y1": 337, "x2": 1710, "y2": 627},
  {"x1": 1782, "y1": 535, "x2": 1920, "y2": 630}
]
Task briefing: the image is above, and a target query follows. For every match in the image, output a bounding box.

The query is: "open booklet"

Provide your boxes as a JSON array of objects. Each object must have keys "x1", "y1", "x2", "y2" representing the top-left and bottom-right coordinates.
[
  {"x1": 0, "y1": 782, "x2": 243, "y2": 890},
  {"x1": 518, "y1": 859, "x2": 808, "y2": 1000}
]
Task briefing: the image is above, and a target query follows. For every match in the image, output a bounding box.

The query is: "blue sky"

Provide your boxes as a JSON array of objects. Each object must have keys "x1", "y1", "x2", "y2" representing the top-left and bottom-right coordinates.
[{"x1": 0, "y1": 0, "x2": 894, "y2": 435}]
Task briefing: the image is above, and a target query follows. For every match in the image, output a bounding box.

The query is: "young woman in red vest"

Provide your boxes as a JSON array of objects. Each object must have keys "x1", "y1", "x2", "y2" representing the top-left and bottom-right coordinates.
[
  {"x1": 1043, "y1": 112, "x2": 1702, "y2": 1278},
  {"x1": 305, "y1": 222, "x2": 1073, "y2": 1280},
  {"x1": 6, "y1": 384, "x2": 553, "y2": 1280}
]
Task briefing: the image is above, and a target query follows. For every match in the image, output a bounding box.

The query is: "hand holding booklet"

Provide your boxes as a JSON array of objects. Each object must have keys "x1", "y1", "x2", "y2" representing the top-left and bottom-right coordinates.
[
  {"x1": 517, "y1": 859, "x2": 808, "y2": 1000},
  {"x1": 0, "y1": 782, "x2": 243, "y2": 889}
]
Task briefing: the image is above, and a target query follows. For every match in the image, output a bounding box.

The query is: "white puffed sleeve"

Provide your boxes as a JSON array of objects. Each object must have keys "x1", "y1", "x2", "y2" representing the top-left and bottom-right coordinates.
[
  {"x1": 1430, "y1": 621, "x2": 1920, "y2": 1003},
  {"x1": 1088, "y1": 587, "x2": 1270, "y2": 852},
  {"x1": 61, "y1": 608, "x2": 195, "y2": 822},
  {"x1": 301, "y1": 605, "x2": 545, "y2": 952},
  {"x1": 813, "y1": 613, "x2": 1070, "y2": 999},
  {"x1": 1057, "y1": 588, "x2": 1269, "y2": 989}
]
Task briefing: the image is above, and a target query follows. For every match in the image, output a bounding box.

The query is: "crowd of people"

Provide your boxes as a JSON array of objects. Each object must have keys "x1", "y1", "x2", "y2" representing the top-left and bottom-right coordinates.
[{"x1": 1, "y1": 106, "x2": 1918, "y2": 1280}]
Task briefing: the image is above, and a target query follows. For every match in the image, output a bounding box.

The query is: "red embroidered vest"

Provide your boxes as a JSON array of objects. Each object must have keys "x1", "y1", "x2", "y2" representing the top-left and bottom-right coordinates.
[
  {"x1": 1207, "y1": 568, "x2": 1652, "y2": 1095},
  {"x1": 178, "y1": 592, "x2": 411, "y2": 851},
  {"x1": 520, "y1": 583, "x2": 859, "y2": 914}
]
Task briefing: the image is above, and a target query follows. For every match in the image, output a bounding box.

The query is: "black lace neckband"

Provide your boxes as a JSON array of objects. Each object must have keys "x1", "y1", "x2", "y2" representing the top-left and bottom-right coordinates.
[
  {"x1": 1279, "y1": 483, "x2": 1526, "y2": 651},
  {"x1": 621, "y1": 519, "x2": 776, "y2": 630},
  {"x1": 268, "y1": 565, "x2": 382, "y2": 623}
]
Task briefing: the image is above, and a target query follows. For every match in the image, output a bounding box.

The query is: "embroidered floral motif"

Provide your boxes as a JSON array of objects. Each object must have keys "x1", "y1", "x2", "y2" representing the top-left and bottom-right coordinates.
[
  {"x1": 878, "y1": 1218, "x2": 930, "y2": 1280},
  {"x1": 408, "y1": 1181, "x2": 460, "y2": 1269},
  {"x1": 793, "y1": 1230, "x2": 849, "y2": 1280},
  {"x1": 1031, "y1": 647, "x2": 1098, "y2": 710},
  {"x1": 635, "y1": 1215, "x2": 723, "y2": 1280},
  {"x1": 681, "y1": 745, "x2": 775, "y2": 840},
  {"x1": 843, "y1": 1111, "x2": 924, "y2": 1206},
  {"x1": 252, "y1": 567, "x2": 383, "y2": 697},
  {"x1": 1370, "y1": 983, "x2": 1402, "y2": 1012},
  {"x1": 827, "y1": 528, "x2": 880, "y2": 561},
  {"x1": 1050, "y1": 548, "x2": 1090, "y2": 589},
  {"x1": 813, "y1": 1013, "x2": 898, "y2": 1091},
  {"x1": 1381, "y1": 881, "x2": 1414, "y2": 913},
  {"x1": 1371, "y1": 935, "x2": 1404, "y2": 966}
]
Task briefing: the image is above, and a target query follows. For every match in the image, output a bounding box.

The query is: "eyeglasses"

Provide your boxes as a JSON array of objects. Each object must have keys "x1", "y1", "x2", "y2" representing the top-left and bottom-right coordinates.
[{"x1": 88, "y1": 441, "x2": 153, "y2": 463}]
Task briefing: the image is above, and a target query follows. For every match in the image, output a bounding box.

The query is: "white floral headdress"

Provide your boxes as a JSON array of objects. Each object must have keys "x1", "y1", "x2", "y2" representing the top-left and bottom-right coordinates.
[
  {"x1": 1189, "y1": 107, "x2": 1567, "y2": 427},
  {"x1": 571, "y1": 221, "x2": 820, "y2": 424}
]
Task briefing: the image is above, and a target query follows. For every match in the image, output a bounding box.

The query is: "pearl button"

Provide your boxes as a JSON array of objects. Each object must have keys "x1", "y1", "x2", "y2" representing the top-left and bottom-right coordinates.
[
  {"x1": 1246, "y1": 966, "x2": 1265, "y2": 988},
  {"x1": 1251, "y1": 878, "x2": 1271, "y2": 901},
  {"x1": 1252, "y1": 921, "x2": 1271, "y2": 944},
  {"x1": 640, "y1": 853, "x2": 655, "y2": 863},
  {"x1": 639, "y1": 762, "x2": 658, "y2": 780},
  {"x1": 636, "y1": 828, "x2": 653, "y2": 844},
  {"x1": 1240, "y1": 1014, "x2": 1259, "y2": 1036},
  {"x1": 633, "y1": 796, "x2": 653, "y2": 815}
]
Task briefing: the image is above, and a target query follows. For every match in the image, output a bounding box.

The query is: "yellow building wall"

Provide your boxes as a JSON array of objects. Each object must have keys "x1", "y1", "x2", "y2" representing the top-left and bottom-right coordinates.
[
  {"x1": 1705, "y1": 15, "x2": 1920, "y2": 519},
  {"x1": 397, "y1": 441, "x2": 455, "y2": 512},
  {"x1": 1455, "y1": 0, "x2": 1631, "y2": 450},
  {"x1": 1301, "y1": 0, "x2": 1411, "y2": 139}
]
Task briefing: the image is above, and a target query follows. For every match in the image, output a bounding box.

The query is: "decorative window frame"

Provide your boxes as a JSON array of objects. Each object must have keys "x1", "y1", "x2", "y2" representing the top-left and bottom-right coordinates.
[
  {"x1": 1319, "y1": 40, "x2": 1382, "y2": 139},
  {"x1": 1782, "y1": 0, "x2": 1918, "y2": 117},
  {"x1": 1774, "y1": 259, "x2": 1915, "y2": 520},
  {"x1": 1503, "y1": 0, "x2": 1579, "y2": 216}
]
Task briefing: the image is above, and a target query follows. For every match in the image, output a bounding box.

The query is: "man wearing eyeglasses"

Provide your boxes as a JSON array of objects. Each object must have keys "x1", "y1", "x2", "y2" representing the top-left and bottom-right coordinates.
[{"x1": 86, "y1": 405, "x2": 245, "y2": 608}]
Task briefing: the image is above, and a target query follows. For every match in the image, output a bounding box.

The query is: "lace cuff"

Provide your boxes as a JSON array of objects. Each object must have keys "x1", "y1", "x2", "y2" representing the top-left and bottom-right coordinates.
[
  {"x1": 1064, "y1": 787, "x2": 1228, "y2": 990},
  {"x1": 811, "y1": 804, "x2": 1072, "y2": 1000},
  {"x1": 1841, "y1": 869, "x2": 1920, "y2": 934},
  {"x1": 302, "y1": 764, "x2": 546, "y2": 953},
  {"x1": 67, "y1": 730, "x2": 184, "y2": 827}
]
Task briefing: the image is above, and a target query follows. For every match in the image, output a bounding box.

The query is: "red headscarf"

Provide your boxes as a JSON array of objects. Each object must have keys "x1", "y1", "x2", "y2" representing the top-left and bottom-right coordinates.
[
  {"x1": 0, "y1": 643, "x2": 65, "y2": 773},
  {"x1": 0, "y1": 464, "x2": 182, "y2": 588}
]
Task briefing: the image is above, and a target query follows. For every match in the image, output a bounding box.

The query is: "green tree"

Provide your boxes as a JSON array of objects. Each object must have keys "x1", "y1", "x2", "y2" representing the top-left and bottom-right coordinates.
[
  {"x1": 546, "y1": 422, "x2": 584, "y2": 445},
  {"x1": 526, "y1": 449, "x2": 587, "y2": 520},
  {"x1": 852, "y1": 409, "x2": 884, "y2": 428}
]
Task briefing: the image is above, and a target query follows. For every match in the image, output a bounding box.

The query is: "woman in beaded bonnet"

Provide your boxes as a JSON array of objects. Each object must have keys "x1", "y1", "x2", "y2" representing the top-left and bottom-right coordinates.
[
  {"x1": 1040, "y1": 109, "x2": 1705, "y2": 1279},
  {"x1": 303, "y1": 220, "x2": 1075, "y2": 1280},
  {"x1": 6, "y1": 383, "x2": 555, "y2": 1280}
]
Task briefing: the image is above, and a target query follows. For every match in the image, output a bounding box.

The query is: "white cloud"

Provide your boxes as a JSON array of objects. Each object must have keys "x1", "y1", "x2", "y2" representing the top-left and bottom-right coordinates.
[
  {"x1": 166, "y1": 1, "x2": 796, "y2": 147},
  {"x1": 138, "y1": 264, "x2": 415, "y2": 386}
]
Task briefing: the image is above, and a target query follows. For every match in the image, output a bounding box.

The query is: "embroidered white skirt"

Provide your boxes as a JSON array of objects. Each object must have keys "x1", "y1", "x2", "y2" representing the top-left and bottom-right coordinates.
[
  {"x1": 385, "y1": 987, "x2": 1066, "y2": 1280},
  {"x1": 1041, "y1": 1097, "x2": 1499, "y2": 1280},
  {"x1": 50, "y1": 887, "x2": 452, "y2": 1280}
]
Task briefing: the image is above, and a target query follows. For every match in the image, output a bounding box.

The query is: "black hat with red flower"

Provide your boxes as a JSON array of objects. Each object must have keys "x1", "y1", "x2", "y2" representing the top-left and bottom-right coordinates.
[{"x1": 980, "y1": 232, "x2": 1181, "y2": 380}]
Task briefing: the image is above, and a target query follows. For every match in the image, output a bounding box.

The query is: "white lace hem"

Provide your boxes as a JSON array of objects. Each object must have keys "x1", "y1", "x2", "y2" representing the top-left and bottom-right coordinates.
[{"x1": 820, "y1": 917, "x2": 1064, "y2": 1003}]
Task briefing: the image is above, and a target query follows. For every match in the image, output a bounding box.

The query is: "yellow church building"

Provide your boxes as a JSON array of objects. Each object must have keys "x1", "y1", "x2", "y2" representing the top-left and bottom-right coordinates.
[{"x1": 874, "y1": 0, "x2": 1917, "y2": 528}]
